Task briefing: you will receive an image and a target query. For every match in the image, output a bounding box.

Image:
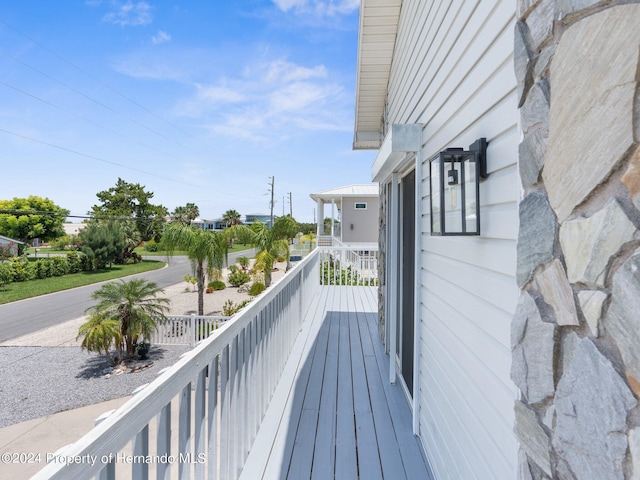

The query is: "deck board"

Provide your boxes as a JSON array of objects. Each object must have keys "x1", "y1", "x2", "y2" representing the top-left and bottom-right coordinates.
[{"x1": 241, "y1": 286, "x2": 434, "y2": 480}]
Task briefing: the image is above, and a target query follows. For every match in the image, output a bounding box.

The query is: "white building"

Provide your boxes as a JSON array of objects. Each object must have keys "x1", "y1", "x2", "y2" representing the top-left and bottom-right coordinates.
[{"x1": 310, "y1": 184, "x2": 379, "y2": 247}]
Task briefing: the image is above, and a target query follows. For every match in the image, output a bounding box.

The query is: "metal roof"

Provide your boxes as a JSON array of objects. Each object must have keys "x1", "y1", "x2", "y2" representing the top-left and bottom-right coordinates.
[
  {"x1": 310, "y1": 184, "x2": 379, "y2": 202},
  {"x1": 353, "y1": 0, "x2": 402, "y2": 150}
]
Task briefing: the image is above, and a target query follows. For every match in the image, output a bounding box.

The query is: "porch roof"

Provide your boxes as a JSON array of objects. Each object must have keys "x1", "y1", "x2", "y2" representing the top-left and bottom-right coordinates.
[
  {"x1": 353, "y1": 0, "x2": 402, "y2": 150},
  {"x1": 309, "y1": 184, "x2": 379, "y2": 204}
]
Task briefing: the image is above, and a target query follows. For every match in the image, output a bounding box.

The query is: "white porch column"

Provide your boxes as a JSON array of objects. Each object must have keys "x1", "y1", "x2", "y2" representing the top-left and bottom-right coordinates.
[
  {"x1": 317, "y1": 200, "x2": 324, "y2": 237},
  {"x1": 331, "y1": 201, "x2": 335, "y2": 237}
]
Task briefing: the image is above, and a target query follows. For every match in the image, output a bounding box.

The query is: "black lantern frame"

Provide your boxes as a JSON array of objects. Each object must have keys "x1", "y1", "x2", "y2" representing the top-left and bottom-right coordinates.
[{"x1": 429, "y1": 138, "x2": 487, "y2": 236}]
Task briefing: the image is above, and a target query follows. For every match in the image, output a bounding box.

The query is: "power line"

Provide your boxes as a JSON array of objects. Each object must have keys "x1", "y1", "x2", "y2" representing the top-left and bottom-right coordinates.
[
  {"x1": 0, "y1": 127, "x2": 200, "y2": 188},
  {"x1": 0, "y1": 47, "x2": 199, "y2": 154},
  {"x1": 0, "y1": 18, "x2": 212, "y2": 150},
  {"x1": 0, "y1": 80, "x2": 186, "y2": 162},
  {"x1": 0, "y1": 210, "x2": 165, "y2": 222}
]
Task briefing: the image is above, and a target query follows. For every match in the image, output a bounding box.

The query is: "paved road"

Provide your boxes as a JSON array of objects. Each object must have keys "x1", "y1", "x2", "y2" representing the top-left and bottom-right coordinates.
[{"x1": 0, "y1": 250, "x2": 255, "y2": 343}]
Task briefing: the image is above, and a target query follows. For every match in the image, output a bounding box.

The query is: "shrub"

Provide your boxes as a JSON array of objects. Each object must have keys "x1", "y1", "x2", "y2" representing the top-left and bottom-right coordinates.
[
  {"x1": 228, "y1": 264, "x2": 238, "y2": 274},
  {"x1": 227, "y1": 271, "x2": 250, "y2": 287},
  {"x1": 34, "y1": 259, "x2": 51, "y2": 279},
  {"x1": 9, "y1": 257, "x2": 35, "y2": 282},
  {"x1": 66, "y1": 251, "x2": 90, "y2": 273},
  {"x1": 50, "y1": 235, "x2": 71, "y2": 250},
  {"x1": 237, "y1": 255, "x2": 250, "y2": 270},
  {"x1": 207, "y1": 280, "x2": 226, "y2": 291},
  {"x1": 50, "y1": 256, "x2": 69, "y2": 276},
  {"x1": 144, "y1": 240, "x2": 159, "y2": 252},
  {"x1": 248, "y1": 282, "x2": 266, "y2": 296},
  {"x1": 222, "y1": 299, "x2": 237, "y2": 316},
  {"x1": 222, "y1": 299, "x2": 251, "y2": 316},
  {"x1": 0, "y1": 263, "x2": 13, "y2": 290}
]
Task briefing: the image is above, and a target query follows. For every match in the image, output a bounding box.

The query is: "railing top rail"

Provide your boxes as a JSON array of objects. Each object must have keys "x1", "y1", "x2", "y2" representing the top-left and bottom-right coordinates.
[
  {"x1": 160, "y1": 315, "x2": 230, "y2": 321},
  {"x1": 33, "y1": 248, "x2": 321, "y2": 480}
]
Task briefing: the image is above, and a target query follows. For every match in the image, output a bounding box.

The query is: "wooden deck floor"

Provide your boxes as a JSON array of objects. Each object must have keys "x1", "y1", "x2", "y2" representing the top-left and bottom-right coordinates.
[{"x1": 241, "y1": 286, "x2": 433, "y2": 480}]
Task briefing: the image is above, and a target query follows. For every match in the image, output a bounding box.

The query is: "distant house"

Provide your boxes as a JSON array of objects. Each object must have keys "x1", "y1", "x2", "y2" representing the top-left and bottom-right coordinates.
[
  {"x1": 191, "y1": 218, "x2": 227, "y2": 231},
  {"x1": 310, "y1": 184, "x2": 378, "y2": 247},
  {"x1": 244, "y1": 214, "x2": 273, "y2": 229},
  {"x1": 62, "y1": 223, "x2": 86, "y2": 236},
  {"x1": 0, "y1": 234, "x2": 24, "y2": 257}
]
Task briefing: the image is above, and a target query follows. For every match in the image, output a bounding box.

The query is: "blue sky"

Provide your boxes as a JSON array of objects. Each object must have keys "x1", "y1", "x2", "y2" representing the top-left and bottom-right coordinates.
[{"x1": 0, "y1": 0, "x2": 375, "y2": 223}]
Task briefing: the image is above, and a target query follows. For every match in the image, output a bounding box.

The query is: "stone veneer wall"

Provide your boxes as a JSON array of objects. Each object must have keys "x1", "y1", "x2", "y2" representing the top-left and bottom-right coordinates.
[{"x1": 513, "y1": 1, "x2": 640, "y2": 478}]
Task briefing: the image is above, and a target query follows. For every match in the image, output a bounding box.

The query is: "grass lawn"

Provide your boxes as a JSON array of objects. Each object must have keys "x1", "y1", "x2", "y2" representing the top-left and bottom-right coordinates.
[{"x1": 0, "y1": 260, "x2": 165, "y2": 305}]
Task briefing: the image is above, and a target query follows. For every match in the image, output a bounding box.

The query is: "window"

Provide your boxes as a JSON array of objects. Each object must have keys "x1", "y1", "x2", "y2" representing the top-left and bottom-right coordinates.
[{"x1": 354, "y1": 202, "x2": 367, "y2": 210}]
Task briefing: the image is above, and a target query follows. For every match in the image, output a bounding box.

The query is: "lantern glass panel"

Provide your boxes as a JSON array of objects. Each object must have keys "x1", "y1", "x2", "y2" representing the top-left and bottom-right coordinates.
[
  {"x1": 464, "y1": 157, "x2": 479, "y2": 234},
  {"x1": 430, "y1": 158, "x2": 442, "y2": 234},
  {"x1": 444, "y1": 161, "x2": 462, "y2": 233}
]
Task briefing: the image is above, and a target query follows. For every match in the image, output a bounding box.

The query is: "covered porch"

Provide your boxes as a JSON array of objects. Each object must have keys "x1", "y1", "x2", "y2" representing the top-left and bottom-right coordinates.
[{"x1": 33, "y1": 248, "x2": 432, "y2": 480}]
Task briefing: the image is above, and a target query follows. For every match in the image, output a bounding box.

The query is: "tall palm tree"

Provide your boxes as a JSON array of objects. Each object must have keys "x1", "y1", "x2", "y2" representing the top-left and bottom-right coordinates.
[
  {"x1": 82, "y1": 278, "x2": 170, "y2": 360},
  {"x1": 231, "y1": 216, "x2": 298, "y2": 287},
  {"x1": 222, "y1": 209, "x2": 242, "y2": 228},
  {"x1": 162, "y1": 222, "x2": 228, "y2": 315}
]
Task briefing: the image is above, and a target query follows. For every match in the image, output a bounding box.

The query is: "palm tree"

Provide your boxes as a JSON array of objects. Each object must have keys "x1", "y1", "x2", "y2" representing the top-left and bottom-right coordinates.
[
  {"x1": 77, "y1": 313, "x2": 122, "y2": 365},
  {"x1": 82, "y1": 278, "x2": 170, "y2": 360},
  {"x1": 172, "y1": 203, "x2": 200, "y2": 225},
  {"x1": 222, "y1": 209, "x2": 242, "y2": 228},
  {"x1": 231, "y1": 216, "x2": 298, "y2": 287},
  {"x1": 162, "y1": 222, "x2": 228, "y2": 315}
]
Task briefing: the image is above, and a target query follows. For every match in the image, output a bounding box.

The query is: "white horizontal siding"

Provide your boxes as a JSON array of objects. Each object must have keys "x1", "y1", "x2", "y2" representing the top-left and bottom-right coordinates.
[{"x1": 385, "y1": 0, "x2": 519, "y2": 478}]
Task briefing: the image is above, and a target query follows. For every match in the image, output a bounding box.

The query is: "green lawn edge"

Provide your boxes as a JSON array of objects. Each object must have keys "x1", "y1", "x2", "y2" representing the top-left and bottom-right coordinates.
[{"x1": 0, "y1": 260, "x2": 166, "y2": 305}]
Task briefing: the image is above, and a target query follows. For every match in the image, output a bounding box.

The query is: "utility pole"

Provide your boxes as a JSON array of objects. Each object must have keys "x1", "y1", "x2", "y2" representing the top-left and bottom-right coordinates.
[
  {"x1": 269, "y1": 176, "x2": 275, "y2": 228},
  {"x1": 288, "y1": 192, "x2": 293, "y2": 217}
]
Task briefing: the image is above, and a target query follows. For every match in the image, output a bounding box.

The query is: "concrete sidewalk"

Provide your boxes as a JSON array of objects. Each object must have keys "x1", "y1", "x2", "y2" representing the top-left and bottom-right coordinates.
[{"x1": 0, "y1": 397, "x2": 130, "y2": 479}]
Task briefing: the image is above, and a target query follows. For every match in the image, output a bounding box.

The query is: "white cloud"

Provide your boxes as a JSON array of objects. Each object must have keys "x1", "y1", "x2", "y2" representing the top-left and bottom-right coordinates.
[
  {"x1": 103, "y1": 1, "x2": 153, "y2": 26},
  {"x1": 271, "y1": 0, "x2": 359, "y2": 16},
  {"x1": 192, "y1": 57, "x2": 349, "y2": 143},
  {"x1": 197, "y1": 85, "x2": 245, "y2": 104},
  {"x1": 151, "y1": 30, "x2": 171, "y2": 45},
  {"x1": 264, "y1": 60, "x2": 327, "y2": 83}
]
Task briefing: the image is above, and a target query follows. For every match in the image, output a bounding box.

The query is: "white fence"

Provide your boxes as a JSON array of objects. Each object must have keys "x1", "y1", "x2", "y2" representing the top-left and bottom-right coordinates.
[
  {"x1": 151, "y1": 314, "x2": 230, "y2": 348},
  {"x1": 33, "y1": 249, "x2": 320, "y2": 480},
  {"x1": 318, "y1": 246, "x2": 378, "y2": 286}
]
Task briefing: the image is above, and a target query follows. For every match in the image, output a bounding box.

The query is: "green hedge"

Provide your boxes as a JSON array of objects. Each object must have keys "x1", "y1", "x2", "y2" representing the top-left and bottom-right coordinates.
[{"x1": 5, "y1": 252, "x2": 93, "y2": 282}]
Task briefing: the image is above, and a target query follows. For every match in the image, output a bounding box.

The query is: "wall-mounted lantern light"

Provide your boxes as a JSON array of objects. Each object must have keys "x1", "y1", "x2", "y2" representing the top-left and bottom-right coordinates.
[{"x1": 430, "y1": 138, "x2": 487, "y2": 235}]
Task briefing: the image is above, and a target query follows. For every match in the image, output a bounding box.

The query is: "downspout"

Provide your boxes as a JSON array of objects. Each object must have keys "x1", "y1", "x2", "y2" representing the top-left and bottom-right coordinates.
[
  {"x1": 413, "y1": 148, "x2": 422, "y2": 435},
  {"x1": 389, "y1": 172, "x2": 399, "y2": 384}
]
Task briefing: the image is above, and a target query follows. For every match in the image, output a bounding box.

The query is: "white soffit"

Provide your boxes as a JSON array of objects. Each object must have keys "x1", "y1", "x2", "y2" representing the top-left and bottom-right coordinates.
[
  {"x1": 353, "y1": 0, "x2": 402, "y2": 150},
  {"x1": 371, "y1": 124, "x2": 422, "y2": 182}
]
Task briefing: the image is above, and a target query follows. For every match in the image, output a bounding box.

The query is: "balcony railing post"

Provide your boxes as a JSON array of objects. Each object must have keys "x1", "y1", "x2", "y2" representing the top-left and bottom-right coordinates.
[
  {"x1": 190, "y1": 314, "x2": 196, "y2": 348},
  {"x1": 132, "y1": 425, "x2": 149, "y2": 480},
  {"x1": 157, "y1": 403, "x2": 171, "y2": 480},
  {"x1": 207, "y1": 354, "x2": 219, "y2": 480},
  {"x1": 179, "y1": 384, "x2": 192, "y2": 480}
]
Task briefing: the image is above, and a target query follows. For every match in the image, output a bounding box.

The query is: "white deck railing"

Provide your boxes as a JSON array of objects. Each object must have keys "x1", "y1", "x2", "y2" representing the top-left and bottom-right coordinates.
[
  {"x1": 319, "y1": 246, "x2": 378, "y2": 286},
  {"x1": 33, "y1": 249, "x2": 320, "y2": 480},
  {"x1": 151, "y1": 314, "x2": 230, "y2": 347},
  {"x1": 32, "y1": 246, "x2": 377, "y2": 480}
]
